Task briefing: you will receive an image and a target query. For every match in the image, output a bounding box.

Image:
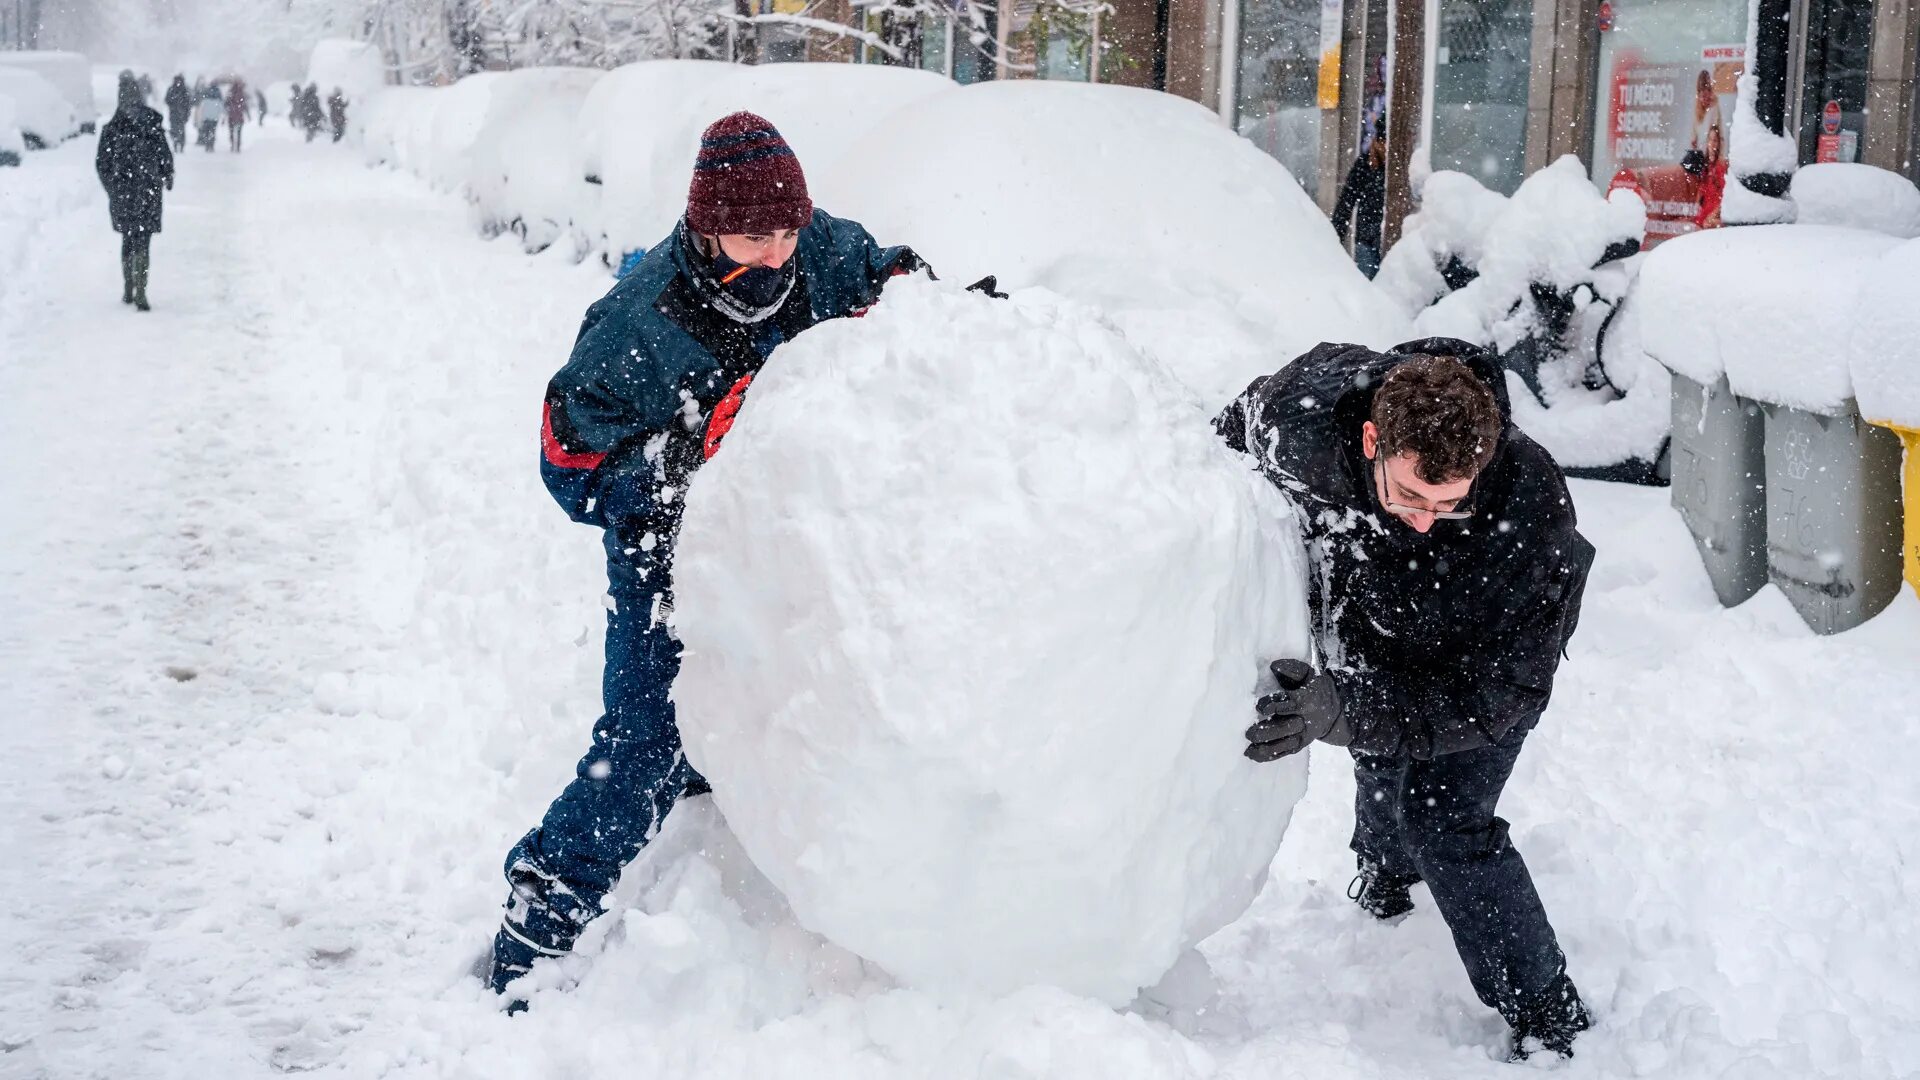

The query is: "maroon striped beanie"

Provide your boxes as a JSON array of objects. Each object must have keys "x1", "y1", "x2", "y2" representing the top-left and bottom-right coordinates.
[{"x1": 686, "y1": 112, "x2": 813, "y2": 236}]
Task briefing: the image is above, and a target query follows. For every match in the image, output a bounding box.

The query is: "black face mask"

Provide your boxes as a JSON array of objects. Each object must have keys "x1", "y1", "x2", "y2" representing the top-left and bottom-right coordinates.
[{"x1": 711, "y1": 251, "x2": 796, "y2": 310}]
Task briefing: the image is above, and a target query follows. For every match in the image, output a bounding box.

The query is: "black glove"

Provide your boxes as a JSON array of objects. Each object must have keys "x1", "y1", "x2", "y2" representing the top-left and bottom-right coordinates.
[
  {"x1": 965, "y1": 275, "x2": 1008, "y2": 299},
  {"x1": 1245, "y1": 659, "x2": 1344, "y2": 762}
]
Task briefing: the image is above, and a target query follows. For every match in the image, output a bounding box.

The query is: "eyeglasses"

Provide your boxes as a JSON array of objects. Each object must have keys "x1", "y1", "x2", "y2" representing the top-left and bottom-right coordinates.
[{"x1": 1372, "y1": 460, "x2": 1477, "y2": 521}]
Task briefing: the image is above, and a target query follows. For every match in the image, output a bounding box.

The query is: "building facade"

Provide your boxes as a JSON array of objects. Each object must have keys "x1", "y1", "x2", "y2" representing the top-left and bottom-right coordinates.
[{"x1": 772, "y1": 0, "x2": 1918, "y2": 235}]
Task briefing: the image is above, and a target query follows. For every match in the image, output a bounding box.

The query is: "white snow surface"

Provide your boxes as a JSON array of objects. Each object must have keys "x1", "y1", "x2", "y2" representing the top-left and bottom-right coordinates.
[
  {"x1": 821, "y1": 80, "x2": 1409, "y2": 406},
  {"x1": 672, "y1": 277, "x2": 1313, "y2": 1004},
  {"x1": 0, "y1": 67, "x2": 81, "y2": 145},
  {"x1": 1375, "y1": 169, "x2": 1512, "y2": 317},
  {"x1": 1848, "y1": 237, "x2": 1920, "y2": 428},
  {"x1": 1790, "y1": 163, "x2": 1920, "y2": 238},
  {"x1": 0, "y1": 51, "x2": 95, "y2": 124},
  {"x1": 5, "y1": 127, "x2": 1920, "y2": 1080},
  {"x1": 1635, "y1": 224, "x2": 1901, "y2": 412}
]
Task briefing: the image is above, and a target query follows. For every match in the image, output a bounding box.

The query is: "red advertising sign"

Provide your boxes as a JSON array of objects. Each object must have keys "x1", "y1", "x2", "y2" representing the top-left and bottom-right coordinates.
[
  {"x1": 1602, "y1": 45, "x2": 1744, "y2": 248},
  {"x1": 1822, "y1": 99, "x2": 1841, "y2": 135}
]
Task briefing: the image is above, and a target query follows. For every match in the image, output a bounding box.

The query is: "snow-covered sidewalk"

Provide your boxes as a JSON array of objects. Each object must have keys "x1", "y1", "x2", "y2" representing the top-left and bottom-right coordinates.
[{"x1": 2, "y1": 131, "x2": 1916, "y2": 1080}]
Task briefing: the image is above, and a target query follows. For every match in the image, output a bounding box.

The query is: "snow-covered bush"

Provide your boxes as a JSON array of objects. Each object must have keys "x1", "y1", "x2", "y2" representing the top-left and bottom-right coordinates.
[
  {"x1": 0, "y1": 52, "x2": 95, "y2": 129},
  {"x1": 1790, "y1": 164, "x2": 1920, "y2": 239},
  {"x1": 468, "y1": 68, "x2": 605, "y2": 254},
  {"x1": 0, "y1": 69, "x2": 82, "y2": 148},
  {"x1": 674, "y1": 277, "x2": 1313, "y2": 1004},
  {"x1": 1374, "y1": 170, "x2": 1510, "y2": 316},
  {"x1": 821, "y1": 80, "x2": 1408, "y2": 406}
]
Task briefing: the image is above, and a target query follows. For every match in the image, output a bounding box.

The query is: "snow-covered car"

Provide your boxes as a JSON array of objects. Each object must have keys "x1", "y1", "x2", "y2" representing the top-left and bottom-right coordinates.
[
  {"x1": 573, "y1": 60, "x2": 951, "y2": 263},
  {"x1": 821, "y1": 79, "x2": 1409, "y2": 405},
  {"x1": 467, "y1": 68, "x2": 605, "y2": 254},
  {"x1": 0, "y1": 95, "x2": 24, "y2": 167},
  {"x1": 0, "y1": 68, "x2": 83, "y2": 148},
  {"x1": 360, "y1": 86, "x2": 441, "y2": 173},
  {"x1": 0, "y1": 51, "x2": 95, "y2": 132}
]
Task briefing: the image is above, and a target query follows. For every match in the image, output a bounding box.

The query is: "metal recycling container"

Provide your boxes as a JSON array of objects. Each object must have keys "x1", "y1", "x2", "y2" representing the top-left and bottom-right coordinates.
[
  {"x1": 1670, "y1": 373, "x2": 1769, "y2": 606},
  {"x1": 1760, "y1": 401, "x2": 1906, "y2": 634}
]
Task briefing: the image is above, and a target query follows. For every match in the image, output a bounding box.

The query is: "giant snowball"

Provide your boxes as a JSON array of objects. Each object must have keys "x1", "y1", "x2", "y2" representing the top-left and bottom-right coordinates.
[{"x1": 672, "y1": 277, "x2": 1312, "y2": 1004}]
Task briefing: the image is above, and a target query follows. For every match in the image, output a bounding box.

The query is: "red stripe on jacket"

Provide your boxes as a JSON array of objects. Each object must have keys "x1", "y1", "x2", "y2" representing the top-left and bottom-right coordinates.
[{"x1": 542, "y1": 400, "x2": 607, "y2": 470}]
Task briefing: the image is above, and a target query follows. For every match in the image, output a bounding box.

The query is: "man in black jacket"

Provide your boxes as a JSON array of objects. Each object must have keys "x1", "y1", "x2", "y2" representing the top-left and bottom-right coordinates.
[
  {"x1": 1215, "y1": 339, "x2": 1595, "y2": 1061},
  {"x1": 95, "y1": 71, "x2": 174, "y2": 311}
]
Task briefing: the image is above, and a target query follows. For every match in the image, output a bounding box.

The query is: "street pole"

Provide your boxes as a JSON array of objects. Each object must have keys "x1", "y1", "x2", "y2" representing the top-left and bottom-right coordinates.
[
  {"x1": 1380, "y1": 0, "x2": 1423, "y2": 251},
  {"x1": 1742, "y1": 0, "x2": 1794, "y2": 197}
]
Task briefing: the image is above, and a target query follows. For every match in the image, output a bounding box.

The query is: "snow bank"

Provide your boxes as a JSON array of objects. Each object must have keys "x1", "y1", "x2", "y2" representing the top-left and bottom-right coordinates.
[
  {"x1": 1790, "y1": 164, "x2": 1920, "y2": 238},
  {"x1": 360, "y1": 87, "x2": 439, "y2": 172},
  {"x1": 1848, "y1": 238, "x2": 1920, "y2": 429},
  {"x1": 672, "y1": 277, "x2": 1313, "y2": 1004},
  {"x1": 821, "y1": 80, "x2": 1407, "y2": 406},
  {"x1": 0, "y1": 69, "x2": 81, "y2": 147},
  {"x1": 469, "y1": 68, "x2": 605, "y2": 254},
  {"x1": 1636, "y1": 224, "x2": 1900, "y2": 412},
  {"x1": 0, "y1": 52, "x2": 94, "y2": 126},
  {"x1": 427, "y1": 73, "x2": 503, "y2": 192},
  {"x1": 305, "y1": 39, "x2": 385, "y2": 109}
]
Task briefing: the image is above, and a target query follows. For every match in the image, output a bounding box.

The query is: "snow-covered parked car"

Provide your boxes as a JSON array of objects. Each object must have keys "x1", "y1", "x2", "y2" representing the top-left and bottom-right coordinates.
[
  {"x1": 467, "y1": 68, "x2": 605, "y2": 254},
  {"x1": 0, "y1": 95, "x2": 24, "y2": 167},
  {"x1": 0, "y1": 51, "x2": 95, "y2": 132},
  {"x1": 573, "y1": 60, "x2": 952, "y2": 265},
  {"x1": 0, "y1": 68, "x2": 83, "y2": 148},
  {"x1": 822, "y1": 79, "x2": 1409, "y2": 405},
  {"x1": 360, "y1": 86, "x2": 441, "y2": 174}
]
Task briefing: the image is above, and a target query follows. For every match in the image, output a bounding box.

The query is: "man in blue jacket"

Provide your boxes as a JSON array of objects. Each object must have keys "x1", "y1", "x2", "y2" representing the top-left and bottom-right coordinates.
[{"x1": 488, "y1": 112, "x2": 925, "y2": 1005}]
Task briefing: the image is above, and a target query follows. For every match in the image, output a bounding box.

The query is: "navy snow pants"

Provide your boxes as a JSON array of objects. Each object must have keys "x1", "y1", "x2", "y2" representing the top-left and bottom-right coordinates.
[
  {"x1": 1350, "y1": 735, "x2": 1569, "y2": 1023},
  {"x1": 491, "y1": 579, "x2": 707, "y2": 988}
]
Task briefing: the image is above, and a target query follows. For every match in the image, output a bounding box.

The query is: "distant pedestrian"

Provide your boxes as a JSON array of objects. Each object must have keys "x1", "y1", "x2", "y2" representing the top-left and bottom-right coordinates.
[
  {"x1": 1331, "y1": 121, "x2": 1387, "y2": 279},
  {"x1": 163, "y1": 75, "x2": 191, "y2": 152},
  {"x1": 225, "y1": 79, "x2": 250, "y2": 152},
  {"x1": 288, "y1": 85, "x2": 301, "y2": 129},
  {"x1": 300, "y1": 83, "x2": 324, "y2": 143},
  {"x1": 195, "y1": 83, "x2": 222, "y2": 151},
  {"x1": 254, "y1": 87, "x2": 267, "y2": 121},
  {"x1": 327, "y1": 87, "x2": 347, "y2": 143},
  {"x1": 95, "y1": 71, "x2": 174, "y2": 312}
]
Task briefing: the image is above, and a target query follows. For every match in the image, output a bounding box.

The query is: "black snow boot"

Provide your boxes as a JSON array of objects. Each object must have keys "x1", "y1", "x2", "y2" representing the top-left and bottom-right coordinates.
[
  {"x1": 121, "y1": 252, "x2": 134, "y2": 304},
  {"x1": 1506, "y1": 973, "x2": 1593, "y2": 1062},
  {"x1": 1347, "y1": 857, "x2": 1418, "y2": 921},
  {"x1": 131, "y1": 250, "x2": 151, "y2": 312}
]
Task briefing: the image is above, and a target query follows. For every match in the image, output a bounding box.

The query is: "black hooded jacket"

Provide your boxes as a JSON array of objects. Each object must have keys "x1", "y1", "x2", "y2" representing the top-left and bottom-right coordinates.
[{"x1": 1215, "y1": 338, "x2": 1594, "y2": 759}]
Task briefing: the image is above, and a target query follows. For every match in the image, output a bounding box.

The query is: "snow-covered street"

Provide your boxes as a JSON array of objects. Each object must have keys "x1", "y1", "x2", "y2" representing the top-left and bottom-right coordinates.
[{"x1": 3, "y1": 128, "x2": 1918, "y2": 1079}]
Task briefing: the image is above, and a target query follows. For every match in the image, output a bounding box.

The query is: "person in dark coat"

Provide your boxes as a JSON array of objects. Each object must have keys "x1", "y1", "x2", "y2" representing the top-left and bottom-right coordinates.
[
  {"x1": 326, "y1": 87, "x2": 347, "y2": 143},
  {"x1": 287, "y1": 84, "x2": 301, "y2": 129},
  {"x1": 486, "y1": 112, "x2": 932, "y2": 1012},
  {"x1": 95, "y1": 71, "x2": 174, "y2": 311},
  {"x1": 1331, "y1": 121, "x2": 1387, "y2": 278},
  {"x1": 194, "y1": 82, "x2": 222, "y2": 151},
  {"x1": 163, "y1": 75, "x2": 191, "y2": 152},
  {"x1": 1215, "y1": 339, "x2": 1596, "y2": 1061},
  {"x1": 300, "y1": 83, "x2": 324, "y2": 142}
]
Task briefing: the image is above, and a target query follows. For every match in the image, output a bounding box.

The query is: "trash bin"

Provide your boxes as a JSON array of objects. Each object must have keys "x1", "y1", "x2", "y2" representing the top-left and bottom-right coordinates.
[
  {"x1": 1670, "y1": 373, "x2": 1768, "y2": 606},
  {"x1": 1761, "y1": 401, "x2": 1906, "y2": 634}
]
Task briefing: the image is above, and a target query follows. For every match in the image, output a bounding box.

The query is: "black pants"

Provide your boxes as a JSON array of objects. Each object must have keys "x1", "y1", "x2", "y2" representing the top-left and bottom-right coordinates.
[
  {"x1": 120, "y1": 231, "x2": 152, "y2": 300},
  {"x1": 1351, "y1": 737, "x2": 1569, "y2": 1023}
]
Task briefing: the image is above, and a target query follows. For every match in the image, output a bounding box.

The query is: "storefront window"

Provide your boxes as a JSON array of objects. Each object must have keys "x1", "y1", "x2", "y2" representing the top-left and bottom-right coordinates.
[
  {"x1": 1796, "y1": 0, "x2": 1873, "y2": 163},
  {"x1": 1235, "y1": 0, "x2": 1322, "y2": 197},
  {"x1": 921, "y1": 14, "x2": 953, "y2": 75},
  {"x1": 1034, "y1": 5, "x2": 1098, "y2": 81},
  {"x1": 1589, "y1": 0, "x2": 1746, "y2": 246},
  {"x1": 1431, "y1": 0, "x2": 1535, "y2": 194}
]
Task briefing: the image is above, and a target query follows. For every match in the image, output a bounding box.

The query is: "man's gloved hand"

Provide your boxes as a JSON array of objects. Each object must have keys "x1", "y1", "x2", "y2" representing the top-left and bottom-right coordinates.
[
  {"x1": 965, "y1": 275, "x2": 1008, "y2": 299},
  {"x1": 1244, "y1": 659, "x2": 1345, "y2": 762}
]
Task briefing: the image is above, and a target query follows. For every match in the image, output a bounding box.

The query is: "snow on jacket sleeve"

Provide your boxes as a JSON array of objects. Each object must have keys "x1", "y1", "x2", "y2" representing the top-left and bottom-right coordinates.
[
  {"x1": 1333, "y1": 531, "x2": 1594, "y2": 759},
  {"x1": 539, "y1": 275, "x2": 696, "y2": 531},
  {"x1": 803, "y1": 210, "x2": 924, "y2": 317}
]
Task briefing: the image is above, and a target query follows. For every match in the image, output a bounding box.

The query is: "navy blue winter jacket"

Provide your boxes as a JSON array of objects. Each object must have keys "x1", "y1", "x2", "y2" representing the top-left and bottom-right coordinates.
[{"x1": 540, "y1": 209, "x2": 917, "y2": 599}]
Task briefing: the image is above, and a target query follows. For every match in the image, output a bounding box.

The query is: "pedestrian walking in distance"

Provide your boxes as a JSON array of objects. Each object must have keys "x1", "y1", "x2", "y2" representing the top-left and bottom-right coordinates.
[
  {"x1": 326, "y1": 87, "x2": 348, "y2": 143},
  {"x1": 95, "y1": 71, "x2": 174, "y2": 312},
  {"x1": 1217, "y1": 340, "x2": 1596, "y2": 1061},
  {"x1": 1331, "y1": 119, "x2": 1387, "y2": 279},
  {"x1": 225, "y1": 79, "x2": 250, "y2": 153},
  {"x1": 163, "y1": 74, "x2": 191, "y2": 153},
  {"x1": 194, "y1": 82, "x2": 221, "y2": 151}
]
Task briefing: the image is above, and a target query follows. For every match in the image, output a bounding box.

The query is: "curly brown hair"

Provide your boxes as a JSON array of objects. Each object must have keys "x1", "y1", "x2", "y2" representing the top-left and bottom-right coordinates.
[{"x1": 1369, "y1": 354, "x2": 1502, "y2": 484}]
